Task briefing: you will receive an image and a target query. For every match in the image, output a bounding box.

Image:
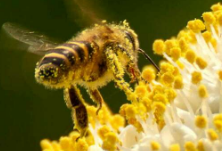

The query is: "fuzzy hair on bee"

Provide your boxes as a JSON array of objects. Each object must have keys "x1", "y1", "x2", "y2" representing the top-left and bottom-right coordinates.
[{"x1": 2, "y1": 20, "x2": 159, "y2": 137}]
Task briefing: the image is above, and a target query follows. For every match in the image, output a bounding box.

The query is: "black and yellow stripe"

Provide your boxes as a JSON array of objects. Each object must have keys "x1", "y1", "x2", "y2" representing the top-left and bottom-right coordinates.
[{"x1": 39, "y1": 41, "x2": 94, "y2": 69}]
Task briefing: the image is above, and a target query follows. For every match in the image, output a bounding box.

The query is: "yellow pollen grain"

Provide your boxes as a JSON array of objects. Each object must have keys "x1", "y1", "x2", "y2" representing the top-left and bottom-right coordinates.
[
  {"x1": 153, "y1": 39, "x2": 165, "y2": 55},
  {"x1": 69, "y1": 131, "x2": 80, "y2": 142},
  {"x1": 165, "y1": 40, "x2": 177, "y2": 55},
  {"x1": 40, "y1": 139, "x2": 53, "y2": 150},
  {"x1": 178, "y1": 37, "x2": 188, "y2": 53},
  {"x1": 188, "y1": 31, "x2": 197, "y2": 44},
  {"x1": 142, "y1": 67, "x2": 156, "y2": 82},
  {"x1": 216, "y1": 12, "x2": 222, "y2": 25},
  {"x1": 213, "y1": 114, "x2": 222, "y2": 132},
  {"x1": 59, "y1": 137, "x2": 71, "y2": 151},
  {"x1": 195, "y1": 115, "x2": 207, "y2": 128},
  {"x1": 211, "y1": 3, "x2": 222, "y2": 12},
  {"x1": 171, "y1": 47, "x2": 181, "y2": 61},
  {"x1": 125, "y1": 104, "x2": 137, "y2": 118},
  {"x1": 174, "y1": 76, "x2": 184, "y2": 89},
  {"x1": 185, "y1": 49, "x2": 196, "y2": 64},
  {"x1": 152, "y1": 102, "x2": 166, "y2": 114},
  {"x1": 135, "y1": 84, "x2": 148, "y2": 98},
  {"x1": 170, "y1": 144, "x2": 180, "y2": 151},
  {"x1": 141, "y1": 98, "x2": 152, "y2": 112},
  {"x1": 210, "y1": 38, "x2": 217, "y2": 49},
  {"x1": 102, "y1": 132, "x2": 118, "y2": 151},
  {"x1": 165, "y1": 88, "x2": 177, "y2": 102},
  {"x1": 198, "y1": 84, "x2": 208, "y2": 98},
  {"x1": 160, "y1": 63, "x2": 174, "y2": 74},
  {"x1": 202, "y1": 31, "x2": 212, "y2": 42},
  {"x1": 98, "y1": 125, "x2": 110, "y2": 140},
  {"x1": 153, "y1": 94, "x2": 168, "y2": 104},
  {"x1": 110, "y1": 115, "x2": 125, "y2": 130},
  {"x1": 218, "y1": 70, "x2": 222, "y2": 80},
  {"x1": 128, "y1": 117, "x2": 143, "y2": 132},
  {"x1": 176, "y1": 60, "x2": 184, "y2": 69},
  {"x1": 207, "y1": 129, "x2": 218, "y2": 141},
  {"x1": 161, "y1": 72, "x2": 175, "y2": 86},
  {"x1": 187, "y1": 19, "x2": 205, "y2": 33},
  {"x1": 203, "y1": 12, "x2": 216, "y2": 24},
  {"x1": 119, "y1": 104, "x2": 129, "y2": 117},
  {"x1": 150, "y1": 141, "x2": 161, "y2": 151},
  {"x1": 76, "y1": 138, "x2": 88, "y2": 151},
  {"x1": 197, "y1": 140, "x2": 204, "y2": 151},
  {"x1": 184, "y1": 141, "x2": 196, "y2": 151},
  {"x1": 191, "y1": 71, "x2": 202, "y2": 84},
  {"x1": 196, "y1": 57, "x2": 207, "y2": 69},
  {"x1": 51, "y1": 141, "x2": 60, "y2": 151}
]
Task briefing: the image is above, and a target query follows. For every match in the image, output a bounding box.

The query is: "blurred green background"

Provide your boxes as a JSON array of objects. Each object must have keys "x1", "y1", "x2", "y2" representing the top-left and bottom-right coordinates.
[{"x1": 0, "y1": 0, "x2": 219, "y2": 150}]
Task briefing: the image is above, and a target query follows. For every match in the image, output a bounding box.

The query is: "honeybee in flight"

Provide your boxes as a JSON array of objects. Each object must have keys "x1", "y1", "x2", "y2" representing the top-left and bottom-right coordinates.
[{"x1": 1, "y1": 2, "x2": 159, "y2": 137}]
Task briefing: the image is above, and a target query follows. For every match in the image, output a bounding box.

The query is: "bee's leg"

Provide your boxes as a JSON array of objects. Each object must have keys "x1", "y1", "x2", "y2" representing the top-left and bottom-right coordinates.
[
  {"x1": 104, "y1": 46, "x2": 136, "y2": 101},
  {"x1": 64, "y1": 85, "x2": 88, "y2": 137},
  {"x1": 87, "y1": 89, "x2": 103, "y2": 115},
  {"x1": 115, "y1": 45, "x2": 141, "y2": 83}
]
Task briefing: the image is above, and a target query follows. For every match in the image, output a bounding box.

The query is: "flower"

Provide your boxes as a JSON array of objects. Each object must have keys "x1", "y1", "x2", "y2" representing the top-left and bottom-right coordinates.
[{"x1": 41, "y1": 3, "x2": 222, "y2": 151}]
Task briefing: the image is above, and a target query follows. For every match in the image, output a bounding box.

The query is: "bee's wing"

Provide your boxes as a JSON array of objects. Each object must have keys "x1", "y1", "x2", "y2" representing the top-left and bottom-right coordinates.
[
  {"x1": 1, "y1": 22, "x2": 63, "y2": 55},
  {"x1": 64, "y1": 0, "x2": 108, "y2": 27}
]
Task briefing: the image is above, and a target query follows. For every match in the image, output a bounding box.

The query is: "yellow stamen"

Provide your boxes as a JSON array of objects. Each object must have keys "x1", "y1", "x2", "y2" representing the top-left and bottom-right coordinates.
[
  {"x1": 198, "y1": 84, "x2": 208, "y2": 98},
  {"x1": 174, "y1": 76, "x2": 183, "y2": 89},
  {"x1": 102, "y1": 132, "x2": 118, "y2": 151},
  {"x1": 142, "y1": 67, "x2": 156, "y2": 82},
  {"x1": 59, "y1": 137, "x2": 72, "y2": 151},
  {"x1": 170, "y1": 144, "x2": 181, "y2": 151},
  {"x1": 150, "y1": 141, "x2": 161, "y2": 151},
  {"x1": 165, "y1": 40, "x2": 177, "y2": 55},
  {"x1": 171, "y1": 47, "x2": 181, "y2": 61},
  {"x1": 211, "y1": 3, "x2": 222, "y2": 12},
  {"x1": 141, "y1": 98, "x2": 152, "y2": 112},
  {"x1": 76, "y1": 138, "x2": 88, "y2": 151},
  {"x1": 185, "y1": 49, "x2": 196, "y2": 64},
  {"x1": 98, "y1": 125, "x2": 110, "y2": 140},
  {"x1": 207, "y1": 129, "x2": 218, "y2": 141},
  {"x1": 218, "y1": 70, "x2": 222, "y2": 80},
  {"x1": 161, "y1": 72, "x2": 175, "y2": 86},
  {"x1": 213, "y1": 114, "x2": 222, "y2": 132},
  {"x1": 110, "y1": 115, "x2": 125, "y2": 131},
  {"x1": 191, "y1": 71, "x2": 202, "y2": 84},
  {"x1": 187, "y1": 19, "x2": 205, "y2": 33},
  {"x1": 202, "y1": 12, "x2": 216, "y2": 24},
  {"x1": 164, "y1": 88, "x2": 177, "y2": 102},
  {"x1": 178, "y1": 37, "x2": 188, "y2": 53},
  {"x1": 196, "y1": 57, "x2": 207, "y2": 69},
  {"x1": 153, "y1": 39, "x2": 165, "y2": 55},
  {"x1": 202, "y1": 31, "x2": 212, "y2": 42},
  {"x1": 40, "y1": 139, "x2": 54, "y2": 150},
  {"x1": 184, "y1": 141, "x2": 196, "y2": 151},
  {"x1": 125, "y1": 104, "x2": 137, "y2": 118},
  {"x1": 195, "y1": 115, "x2": 207, "y2": 128},
  {"x1": 135, "y1": 84, "x2": 148, "y2": 98},
  {"x1": 197, "y1": 140, "x2": 205, "y2": 151},
  {"x1": 153, "y1": 94, "x2": 168, "y2": 104}
]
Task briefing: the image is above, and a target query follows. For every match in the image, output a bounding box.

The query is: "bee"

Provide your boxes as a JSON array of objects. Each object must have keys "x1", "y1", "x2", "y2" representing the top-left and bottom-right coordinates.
[{"x1": 2, "y1": 9, "x2": 159, "y2": 138}]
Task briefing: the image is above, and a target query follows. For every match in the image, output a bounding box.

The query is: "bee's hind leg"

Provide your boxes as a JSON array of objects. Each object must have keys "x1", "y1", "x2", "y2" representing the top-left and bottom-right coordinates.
[
  {"x1": 64, "y1": 85, "x2": 88, "y2": 137},
  {"x1": 87, "y1": 88, "x2": 103, "y2": 115},
  {"x1": 104, "y1": 45, "x2": 136, "y2": 102}
]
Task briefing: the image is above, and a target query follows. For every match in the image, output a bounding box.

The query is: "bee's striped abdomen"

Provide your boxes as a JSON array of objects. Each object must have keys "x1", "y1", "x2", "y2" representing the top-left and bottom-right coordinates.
[{"x1": 39, "y1": 41, "x2": 94, "y2": 69}]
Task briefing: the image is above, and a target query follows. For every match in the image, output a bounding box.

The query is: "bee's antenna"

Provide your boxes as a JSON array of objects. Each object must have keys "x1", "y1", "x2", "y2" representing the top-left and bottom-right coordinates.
[{"x1": 138, "y1": 48, "x2": 160, "y2": 72}]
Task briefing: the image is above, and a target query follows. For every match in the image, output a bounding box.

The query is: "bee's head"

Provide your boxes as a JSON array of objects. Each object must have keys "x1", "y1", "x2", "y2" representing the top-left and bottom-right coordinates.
[{"x1": 35, "y1": 56, "x2": 68, "y2": 88}]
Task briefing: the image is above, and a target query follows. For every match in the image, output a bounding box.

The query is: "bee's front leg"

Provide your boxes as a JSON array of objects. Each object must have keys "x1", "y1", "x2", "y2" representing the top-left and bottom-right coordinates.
[
  {"x1": 64, "y1": 85, "x2": 88, "y2": 137},
  {"x1": 115, "y1": 45, "x2": 141, "y2": 83},
  {"x1": 87, "y1": 88, "x2": 103, "y2": 115},
  {"x1": 104, "y1": 45, "x2": 137, "y2": 102}
]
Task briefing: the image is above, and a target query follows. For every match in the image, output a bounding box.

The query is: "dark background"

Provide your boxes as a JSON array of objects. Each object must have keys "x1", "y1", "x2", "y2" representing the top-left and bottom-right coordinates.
[{"x1": 0, "y1": 0, "x2": 219, "y2": 150}]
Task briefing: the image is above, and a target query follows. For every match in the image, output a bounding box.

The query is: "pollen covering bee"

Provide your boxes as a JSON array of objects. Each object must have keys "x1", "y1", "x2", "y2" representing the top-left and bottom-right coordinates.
[{"x1": 2, "y1": 21, "x2": 159, "y2": 137}]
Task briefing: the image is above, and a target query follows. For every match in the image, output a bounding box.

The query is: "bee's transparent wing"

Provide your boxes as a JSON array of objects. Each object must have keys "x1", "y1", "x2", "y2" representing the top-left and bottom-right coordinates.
[
  {"x1": 1, "y1": 22, "x2": 63, "y2": 55},
  {"x1": 64, "y1": 0, "x2": 108, "y2": 27}
]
